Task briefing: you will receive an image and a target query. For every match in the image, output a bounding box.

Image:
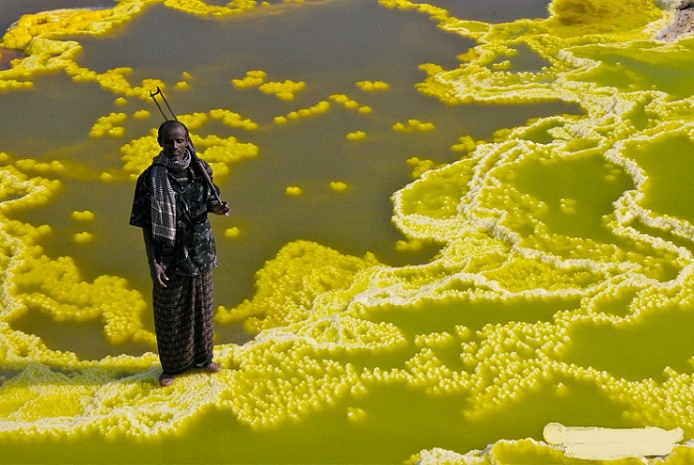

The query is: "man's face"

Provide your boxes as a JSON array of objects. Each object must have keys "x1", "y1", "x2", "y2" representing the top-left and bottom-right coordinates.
[{"x1": 158, "y1": 124, "x2": 188, "y2": 160}]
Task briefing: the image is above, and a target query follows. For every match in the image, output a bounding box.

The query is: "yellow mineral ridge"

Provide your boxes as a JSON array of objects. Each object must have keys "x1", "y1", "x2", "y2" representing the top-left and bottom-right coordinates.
[
  {"x1": 1, "y1": 0, "x2": 694, "y2": 464},
  {"x1": 273, "y1": 99, "x2": 331, "y2": 124}
]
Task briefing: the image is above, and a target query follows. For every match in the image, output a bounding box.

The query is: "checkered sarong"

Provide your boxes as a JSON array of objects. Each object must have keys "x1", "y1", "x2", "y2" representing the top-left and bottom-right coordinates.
[{"x1": 153, "y1": 272, "x2": 215, "y2": 375}]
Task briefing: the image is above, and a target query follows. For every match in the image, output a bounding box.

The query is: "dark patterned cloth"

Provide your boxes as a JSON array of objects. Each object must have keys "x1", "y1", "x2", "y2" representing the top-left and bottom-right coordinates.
[
  {"x1": 130, "y1": 157, "x2": 220, "y2": 275},
  {"x1": 153, "y1": 272, "x2": 215, "y2": 374},
  {"x1": 149, "y1": 150, "x2": 192, "y2": 247},
  {"x1": 130, "y1": 156, "x2": 222, "y2": 375}
]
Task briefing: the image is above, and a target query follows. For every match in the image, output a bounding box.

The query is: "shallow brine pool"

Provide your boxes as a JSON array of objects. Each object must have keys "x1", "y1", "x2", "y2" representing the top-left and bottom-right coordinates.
[{"x1": 1, "y1": 0, "x2": 694, "y2": 463}]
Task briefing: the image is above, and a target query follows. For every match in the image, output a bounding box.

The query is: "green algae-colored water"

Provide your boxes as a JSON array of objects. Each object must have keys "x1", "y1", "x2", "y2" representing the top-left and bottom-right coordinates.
[{"x1": 2, "y1": 0, "x2": 694, "y2": 464}]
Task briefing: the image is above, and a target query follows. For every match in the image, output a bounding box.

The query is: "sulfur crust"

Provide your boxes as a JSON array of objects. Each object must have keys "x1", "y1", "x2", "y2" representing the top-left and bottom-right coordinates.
[{"x1": 1, "y1": 0, "x2": 694, "y2": 464}]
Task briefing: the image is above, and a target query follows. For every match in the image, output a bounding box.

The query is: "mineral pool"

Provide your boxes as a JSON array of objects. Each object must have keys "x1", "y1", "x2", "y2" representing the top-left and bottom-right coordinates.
[{"x1": 1, "y1": 0, "x2": 694, "y2": 463}]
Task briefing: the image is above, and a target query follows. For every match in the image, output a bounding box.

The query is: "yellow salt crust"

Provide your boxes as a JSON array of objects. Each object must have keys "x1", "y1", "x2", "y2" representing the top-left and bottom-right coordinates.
[
  {"x1": 392, "y1": 119, "x2": 435, "y2": 133},
  {"x1": 234, "y1": 70, "x2": 305, "y2": 100},
  {"x1": 258, "y1": 79, "x2": 306, "y2": 101},
  {"x1": 73, "y1": 231, "x2": 94, "y2": 243},
  {"x1": 1, "y1": 7, "x2": 127, "y2": 50},
  {"x1": 358, "y1": 105, "x2": 372, "y2": 114},
  {"x1": 376, "y1": 4, "x2": 694, "y2": 455},
  {"x1": 329, "y1": 93, "x2": 371, "y2": 113},
  {"x1": 0, "y1": 167, "x2": 63, "y2": 215},
  {"x1": 329, "y1": 181, "x2": 348, "y2": 193},
  {"x1": 346, "y1": 130, "x2": 366, "y2": 141},
  {"x1": 209, "y1": 108, "x2": 259, "y2": 131},
  {"x1": 89, "y1": 112, "x2": 128, "y2": 138},
  {"x1": 12, "y1": 254, "x2": 153, "y2": 345},
  {"x1": 120, "y1": 110, "x2": 259, "y2": 176},
  {"x1": 1, "y1": 1, "x2": 694, "y2": 463},
  {"x1": 274, "y1": 100, "x2": 331, "y2": 124},
  {"x1": 346, "y1": 406, "x2": 366, "y2": 423},
  {"x1": 231, "y1": 70, "x2": 267, "y2": 88},
  {"x1": 216, "y1": 240, "x2": 380, "y2": 331},
  {"x1": 0, "y1": 167, "x2": 155, "y2": 371},
  {"x1": 394, "y1": 237, "x2": 424, "y2": 252},
  {"x1": 68, "y1": 63, "x2": 166, "y2": 99},
  {"x1": 13, "y1": 159, "x2": 66, "y2": 175},
  {"x1": 285, "y1": 186, "x2": 303, "y2": 197},
  {"x1": 406, "y1": 157, "x2": 445, "y2": 179},
  {"x1": 133, "y1": 109, "x2": 151, "y2": 119},
  {"x1": 163, "y1": 0, "x2": 258, "y2": 17},
  {"x1": 356, "y1": 80, "x2": 390, "y2": 91},
  {"x1": 0, "y1": 1, "x2": 158, "y2": 96},
  {"x1": 3, "y1": 227, "x2": 694, "y2": 438},
  {"x1": 224, "y1": 226, "x2": 241, "y2": 239},
  {"x1": 450, "y1": 135, "x2": 477, "y2": 153}
]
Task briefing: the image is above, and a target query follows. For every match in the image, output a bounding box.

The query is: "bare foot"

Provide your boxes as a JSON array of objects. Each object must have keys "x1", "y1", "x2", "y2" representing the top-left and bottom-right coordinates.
[
  {"x1": 159, "y1": 372, "x2": 175, "y2": 387},
  {"x1": 204, "y1": 362, "x2": 221, "y2": 373}
]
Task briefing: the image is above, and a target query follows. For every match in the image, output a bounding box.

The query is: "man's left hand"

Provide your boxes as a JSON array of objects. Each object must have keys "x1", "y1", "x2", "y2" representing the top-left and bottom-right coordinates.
[{"x1": 213, "y1": 201, "x2": 231, "y2": 216}]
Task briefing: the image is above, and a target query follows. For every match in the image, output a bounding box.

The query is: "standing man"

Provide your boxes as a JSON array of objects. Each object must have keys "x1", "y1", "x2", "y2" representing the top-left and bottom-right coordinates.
[{"x1": 130, "y1": 120, "x2": 230, "y2": 386}]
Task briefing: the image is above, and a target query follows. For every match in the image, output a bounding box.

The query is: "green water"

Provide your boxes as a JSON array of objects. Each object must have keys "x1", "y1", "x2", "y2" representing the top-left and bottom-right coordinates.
[
  {"x1": 2, "y1": 0, "x2": 694, "y2": 464},
  {"x1": 1, "y1": 0, "x2": 574, "y2": 309}
]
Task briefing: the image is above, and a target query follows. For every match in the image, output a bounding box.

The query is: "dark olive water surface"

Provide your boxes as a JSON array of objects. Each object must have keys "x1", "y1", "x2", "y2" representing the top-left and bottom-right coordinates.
[{"x1": 1, "y1": 0, "x2": 572, "y2": 323}]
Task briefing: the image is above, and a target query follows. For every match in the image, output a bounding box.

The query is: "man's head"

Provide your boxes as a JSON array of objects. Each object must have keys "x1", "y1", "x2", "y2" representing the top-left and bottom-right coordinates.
[{"x1": 157, "y1": 120, "x2": 189, "y2": 160}]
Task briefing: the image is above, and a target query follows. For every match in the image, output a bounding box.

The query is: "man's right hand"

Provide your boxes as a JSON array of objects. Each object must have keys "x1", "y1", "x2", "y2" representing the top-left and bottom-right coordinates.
[{"x1": 152, "y1": 262, "x2": 169, "y2": 288}]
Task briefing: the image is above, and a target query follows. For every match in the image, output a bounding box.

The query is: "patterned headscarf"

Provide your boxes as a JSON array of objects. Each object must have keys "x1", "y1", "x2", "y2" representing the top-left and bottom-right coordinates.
[{"x1": 150, "y1": 149, "x2": 192, "y2": 246}]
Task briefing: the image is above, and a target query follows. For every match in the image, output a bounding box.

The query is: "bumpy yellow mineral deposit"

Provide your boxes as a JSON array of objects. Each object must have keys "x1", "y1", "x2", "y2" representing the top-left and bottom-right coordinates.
[{"x1": 1, "y1": 0, "x2": 694, "y2": 464}]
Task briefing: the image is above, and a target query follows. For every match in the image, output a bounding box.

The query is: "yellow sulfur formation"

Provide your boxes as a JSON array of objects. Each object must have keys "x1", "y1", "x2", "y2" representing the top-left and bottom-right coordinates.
[
  {"x1": 285, "y1": 186, "x2": 303, "y2": 197},
  {"x1": 328, "y1": 181, "x2": 348, "y2": 193},
  {"x1": 406, "y1": 157, "x2": 445, "y2": 178},
  {"x1": 392, "y1": 119, "x2": 435, "y2": 133},
  {"x1": 90, "y1": 112, "x2": 128, "y2": 138},
  {"x1": 231, "y1": 70, "x2": 267, "y2": 88},
  {"x1": 3, "y1": 1, "x2": 694, "y2": 464},
  {"x1": 356, "y1": 80, "x2": 390, "y2": 91},
  {"x1": 394, "y1": 238, "x2": 425, "y2": 252},
  {"x1": 346, "y1": 130, "x2": 366, "y2": 141},
  {"x1": 163, "y1": 0, "x2": 257, "y2": 17},
  {"x1": 450, "y1": 135, "x2": 477, "y2": 153},
  {"x1": 216, "y1": 240, "x2": 379, "y2": 331},
  {"x1": 209, "y1": 108, "x2": 259, "y2": 131},
  {"x1": 232, "y1": 71, "x2": 305, "y2": 100},
  {"x1": 224, "y1": 227, "x2": 241, "y2": 239},
  {"x1": 73, "y1": 231, "x2": 94, "y2": 243},
  {"x1": 258, "y1": 79, "x2": 306, "y2": 101},
  {"x1": 71, "y1": 211, "x2": 95, "y2": 222},
  {"x1": 274, "y1": 100, "x2": 331, "y2": 124},
  {"x1": 329, "y1": 94, "x2": 371, "y2": 113},
  {"x1": 133, "y1": 109, "x2": 151, "y2": 119},
  {"x1": 14, "y1": 159, "x2": 66, "y2": 175},
  {"x1": 120, "y1": 110, "x2": 259, "y2": 177}
]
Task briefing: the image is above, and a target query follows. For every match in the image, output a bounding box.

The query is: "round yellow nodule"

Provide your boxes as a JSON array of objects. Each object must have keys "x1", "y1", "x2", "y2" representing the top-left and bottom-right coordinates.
[{"x1": 285, "y1": 186, "x2": 303, "y2": 197}]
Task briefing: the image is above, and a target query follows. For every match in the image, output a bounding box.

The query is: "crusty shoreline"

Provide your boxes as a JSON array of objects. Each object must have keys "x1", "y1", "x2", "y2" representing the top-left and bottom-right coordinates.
[{"x1": 657, "y1": 5, "x2": 694, "y2": 40}]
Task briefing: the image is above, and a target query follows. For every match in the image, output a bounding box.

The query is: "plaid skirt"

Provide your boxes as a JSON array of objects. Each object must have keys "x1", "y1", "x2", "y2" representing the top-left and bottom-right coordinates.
[{"x1": 153, "y1": 272, "x2": 215, "y2": 375}]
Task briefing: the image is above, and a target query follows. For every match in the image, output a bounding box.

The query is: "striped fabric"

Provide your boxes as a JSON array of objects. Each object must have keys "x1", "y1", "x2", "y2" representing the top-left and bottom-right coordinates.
[
  {"x1": 150, "y1": 150, "x2": 191, "y2": 246},
  {"x1": 153, "y1": 271, "x2": 215, "y2": 375}
]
